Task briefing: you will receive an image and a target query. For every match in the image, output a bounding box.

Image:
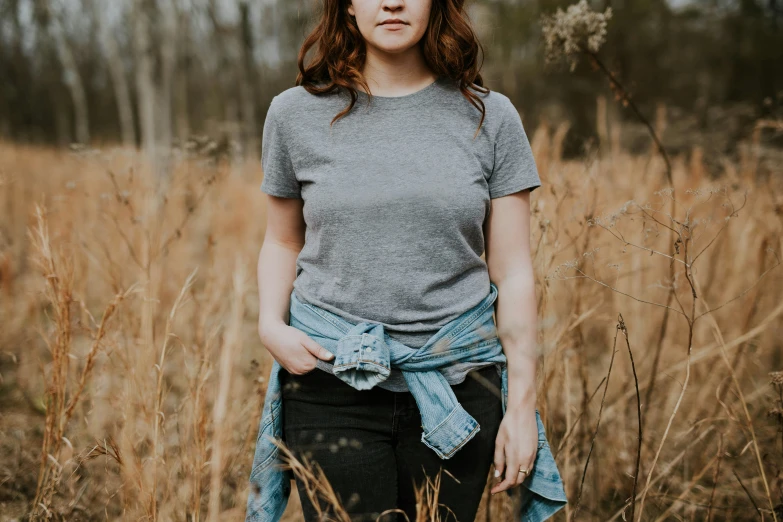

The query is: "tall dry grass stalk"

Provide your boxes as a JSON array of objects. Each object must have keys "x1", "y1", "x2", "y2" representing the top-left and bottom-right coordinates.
[
  {"x1": 27, "y1": 202, "x2": 134, "y2": 519},
  {"x1": 0, "y1": 95, "x2": 782, "y2": 522},
  {"x1": 207, "y1": 259, "x2": 247, "y2": 522}
]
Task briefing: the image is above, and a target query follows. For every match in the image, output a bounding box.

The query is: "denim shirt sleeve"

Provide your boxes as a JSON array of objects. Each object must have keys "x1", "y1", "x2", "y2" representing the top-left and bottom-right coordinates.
[
  {"x1": 501, "y1": 366, "x2": 568, "y2": 521},
  {"x1": 513, "y1": 410, "x2": 569, "y2": 521},
  {"x1": 246, "y1": 359, "x2": 292, "y2": 522}
]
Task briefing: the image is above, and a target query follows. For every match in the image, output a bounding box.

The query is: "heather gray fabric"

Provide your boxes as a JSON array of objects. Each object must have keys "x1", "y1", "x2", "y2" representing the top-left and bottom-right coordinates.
[{"x1": 260, "y1": 75, "x2": 541, "y2": 392}]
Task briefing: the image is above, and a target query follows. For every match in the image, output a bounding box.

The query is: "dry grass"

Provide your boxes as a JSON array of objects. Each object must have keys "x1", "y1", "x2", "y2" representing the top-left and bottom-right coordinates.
[{"x1": 0, "y1": 105, "x2": 782, "y2": 521}]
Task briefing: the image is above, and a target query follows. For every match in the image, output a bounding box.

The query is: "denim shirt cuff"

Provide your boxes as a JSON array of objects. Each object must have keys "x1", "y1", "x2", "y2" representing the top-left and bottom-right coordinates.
[
  {"x1": 332, "y1": 332, "x2": 391, "y2": 390},
  {"x1": 419, "y1": 402, "x2": 480, "y2": 459}
]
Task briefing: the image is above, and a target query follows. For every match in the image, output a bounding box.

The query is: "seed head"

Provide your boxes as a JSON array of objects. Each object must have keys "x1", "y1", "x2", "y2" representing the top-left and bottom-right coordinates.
[{"x1": 540, "y1": 0, "x2": 613, "y2": 71}]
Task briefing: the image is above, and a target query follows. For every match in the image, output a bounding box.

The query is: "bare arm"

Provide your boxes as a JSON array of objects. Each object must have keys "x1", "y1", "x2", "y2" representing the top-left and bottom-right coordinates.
[
  {"x1": 484, "y1": 189, "x2": 540, "y2": 495},
  {"x1": 484, "y1": 189, "x2": 538, "y2": 409},
  {"x1": 257, "y1": 194, "x2": 334, "y2": 373},
  {"x1": 257, "y1": 195, "x2": 305, "y2": 338}
]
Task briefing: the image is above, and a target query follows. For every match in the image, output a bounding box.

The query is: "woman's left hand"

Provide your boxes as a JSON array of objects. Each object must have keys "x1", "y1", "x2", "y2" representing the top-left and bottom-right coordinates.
[{"x1": 490, "y1": 403, "x2": 538, "y2": 494}]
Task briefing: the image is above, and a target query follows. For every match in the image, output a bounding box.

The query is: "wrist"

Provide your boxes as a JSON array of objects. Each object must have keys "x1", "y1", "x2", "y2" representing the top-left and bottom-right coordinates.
[
  {"x1": 507, "y1": 384, "x2": 537, "y2": 410},
  {"x1": 258, "y1": 318, "x2": 287, "y2": 341},
  {"x1": 506, "y1": 363, "x2": 537, "y2": 409}
]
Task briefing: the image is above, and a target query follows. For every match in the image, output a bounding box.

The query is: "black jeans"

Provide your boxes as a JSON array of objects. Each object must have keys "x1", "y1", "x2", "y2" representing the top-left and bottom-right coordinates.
[{"x1": 279, "y1": 364, "x2": 503, "y2": 522}]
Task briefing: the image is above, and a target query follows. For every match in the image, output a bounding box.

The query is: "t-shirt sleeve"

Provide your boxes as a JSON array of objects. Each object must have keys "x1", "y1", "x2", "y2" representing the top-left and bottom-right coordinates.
[
  {"x1": 260, "y1": 96, "x2": 302, "y2": 199},
  {"x1": 488, "y1": 97, "x2": 541, "y2": 199}
]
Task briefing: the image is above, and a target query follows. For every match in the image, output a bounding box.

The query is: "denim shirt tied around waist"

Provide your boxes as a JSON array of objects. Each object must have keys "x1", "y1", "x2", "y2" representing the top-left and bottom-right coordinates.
[{"x1": 246, "y1": 282, "x2": 568, "y2": 522}]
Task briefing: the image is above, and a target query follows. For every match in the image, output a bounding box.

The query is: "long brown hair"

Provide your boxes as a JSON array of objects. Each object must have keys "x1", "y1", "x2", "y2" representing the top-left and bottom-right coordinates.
[{"x1": 295, "y1": 0, "x2": 490, "y2": 137}]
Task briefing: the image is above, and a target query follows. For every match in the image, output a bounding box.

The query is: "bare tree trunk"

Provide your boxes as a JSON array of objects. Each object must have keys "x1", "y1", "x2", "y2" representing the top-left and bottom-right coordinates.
[
  {"x1": 207, "y1": 0, "x2": 257, "y2": 168},
  {"x1": 1, "y1": 0, "x2": 23, "y2": 140},
  {"x1": 92, "y1": 0, "x2": 136, "y2": 148},
  {"x1": 158, "y1": 0, "x2": 178, "y2": 154},
  {"x1": 133, "y1": 0, "x2": 157, "y2": 164},
  {"x1": 174, "y1": 2, "x2": 191, "y2": 144},
  {"x1": 51, "y1": 18, "x2": 90, "y2": 145},
  {"x1": 36, "y1": 0, "x2": 90, "y2": 145},
  {"x1": 239, "y1": 0, "x2": 259, "y2": 161}
]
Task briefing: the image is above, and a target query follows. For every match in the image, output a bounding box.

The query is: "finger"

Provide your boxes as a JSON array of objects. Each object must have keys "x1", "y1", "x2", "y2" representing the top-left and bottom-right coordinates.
[
  {"x1": 515, "y1": 458, "x2": 534, "y2": 487},
  {"x1": 493, "y1": 439, "x2": 505, "y2": 483},
  {"x1": 527, "y1": 448, "x2": 539, "y2": 480},
  {"x1": 518, "y1": 446, "x2": 539, "y2": 486},
  {"x1": 302, "y1": 335, "x2": 334, "y2": 360},
  {"x1": 492, "y1": 453, "x2": 519, "y2": 494}
]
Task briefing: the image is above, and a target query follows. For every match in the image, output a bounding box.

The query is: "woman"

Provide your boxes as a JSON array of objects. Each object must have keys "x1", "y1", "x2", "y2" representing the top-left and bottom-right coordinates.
[{"x1": 249, "y1": 0, "x2": 565, "y2": 521}]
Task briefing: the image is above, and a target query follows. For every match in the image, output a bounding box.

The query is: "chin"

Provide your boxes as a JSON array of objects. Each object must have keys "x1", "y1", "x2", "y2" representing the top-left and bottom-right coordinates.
[{"x1": 370, "y1": 40, "x2": 416, "y2": 54}]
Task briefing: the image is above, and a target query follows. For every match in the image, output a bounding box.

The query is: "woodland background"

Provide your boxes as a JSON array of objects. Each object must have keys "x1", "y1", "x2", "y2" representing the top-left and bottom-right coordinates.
[{"x1": 0, "y1": 0, "x2": 782, "y2": 160}]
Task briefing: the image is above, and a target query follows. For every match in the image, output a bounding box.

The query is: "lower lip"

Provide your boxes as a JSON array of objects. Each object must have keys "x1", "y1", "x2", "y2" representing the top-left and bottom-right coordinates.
[{"x1": 381, "y1": 23, "x2": 406, "y2": 30}]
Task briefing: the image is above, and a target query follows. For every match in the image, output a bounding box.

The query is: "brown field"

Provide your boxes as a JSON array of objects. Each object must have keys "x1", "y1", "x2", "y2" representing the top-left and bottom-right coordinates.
[{"x1": 1, "y1": 107, "x2": 782, "y2": 521}]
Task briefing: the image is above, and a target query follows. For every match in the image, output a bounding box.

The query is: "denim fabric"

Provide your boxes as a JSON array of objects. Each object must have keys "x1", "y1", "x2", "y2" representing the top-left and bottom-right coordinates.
[{"x1": 246, "y1": 282, "x2": 567, "y2": 522}]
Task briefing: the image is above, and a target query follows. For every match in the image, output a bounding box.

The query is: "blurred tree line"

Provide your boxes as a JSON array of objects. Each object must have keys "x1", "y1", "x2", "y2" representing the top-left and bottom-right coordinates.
[{"x1": 0, "y1": 0, "x2": 781, "y2": 161}]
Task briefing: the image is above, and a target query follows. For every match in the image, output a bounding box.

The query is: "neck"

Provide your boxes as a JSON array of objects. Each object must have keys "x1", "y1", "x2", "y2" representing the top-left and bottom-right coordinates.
[{"x1": 359, "y1": 45, "x2": 437, "y2": 96}]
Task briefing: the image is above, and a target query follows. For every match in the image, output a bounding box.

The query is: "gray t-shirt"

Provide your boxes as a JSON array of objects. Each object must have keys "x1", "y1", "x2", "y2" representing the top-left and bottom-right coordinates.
[{"x1": 260, "y1": 75, "x2": 541, "y2": 392}]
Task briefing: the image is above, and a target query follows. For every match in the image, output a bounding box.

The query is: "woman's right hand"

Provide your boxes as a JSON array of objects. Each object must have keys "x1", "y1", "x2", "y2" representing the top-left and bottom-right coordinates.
[{"x1": 259, "y1": 322, "x2": 335, "y2": 375}]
